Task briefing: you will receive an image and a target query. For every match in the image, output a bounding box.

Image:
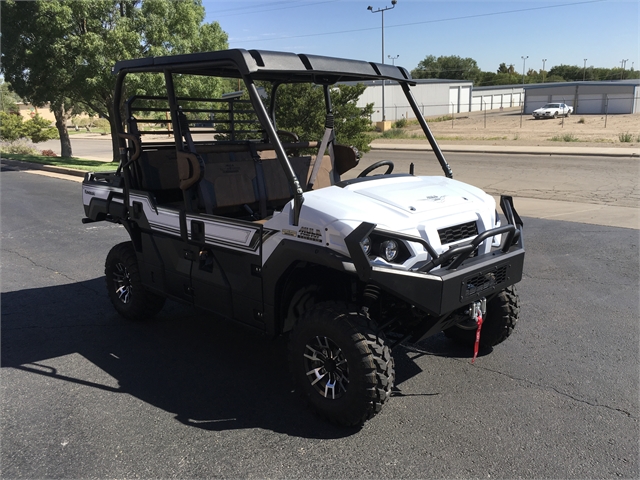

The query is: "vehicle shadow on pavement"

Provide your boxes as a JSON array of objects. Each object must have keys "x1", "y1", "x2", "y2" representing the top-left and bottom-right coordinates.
[{"x1": 2, "y1": 278, "x2": 472, "y2": 438}]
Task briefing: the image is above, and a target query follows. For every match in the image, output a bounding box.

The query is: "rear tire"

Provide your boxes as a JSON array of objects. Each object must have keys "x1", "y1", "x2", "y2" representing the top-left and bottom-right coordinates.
[
  {"x1": 444, "y1": 285, "x2": 520, "y2": 349},
  {"x1": 105, "y1": 242, "x2": 165, "y2": 321},
  {"x1": 289, "y1": 301, "x2": 394, "y2": 426}
]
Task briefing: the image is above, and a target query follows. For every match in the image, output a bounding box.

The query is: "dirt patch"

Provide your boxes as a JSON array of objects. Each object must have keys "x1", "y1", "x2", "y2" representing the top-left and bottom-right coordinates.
[{"x1": 373, "y1": 108, "x2": 640, "y2": 149}]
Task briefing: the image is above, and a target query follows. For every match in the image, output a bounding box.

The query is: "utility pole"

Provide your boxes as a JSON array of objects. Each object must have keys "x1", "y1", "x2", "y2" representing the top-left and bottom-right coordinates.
[
  {"x1": 521, "y1": 56, "x2": 528, "y2": 85},
  {"x1": 367, "y1": 0, "x2": 398, "y2": 122},
  {"x1": 542, "y1": 58, "x2": 547, "y2": 83},
  {"x1": 583, "y1": 58, "x2": 587, "y2": 81},
  {"x1": 620, "y1": 59, "x2": 628, "y2": 79}
]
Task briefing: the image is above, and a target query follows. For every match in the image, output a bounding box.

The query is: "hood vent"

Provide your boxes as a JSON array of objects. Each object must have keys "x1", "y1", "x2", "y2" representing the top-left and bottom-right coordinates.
[{"x1": 438, "y1": 221, "x2": 478, "y2": 244}]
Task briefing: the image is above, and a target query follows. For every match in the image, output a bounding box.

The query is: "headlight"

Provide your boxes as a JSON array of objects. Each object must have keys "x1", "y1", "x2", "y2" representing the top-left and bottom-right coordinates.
[
  {"x1": 361, "y1": 236, "x2": 371, "y2": 255},
  {"x1": 380, "y1": 239, "x2": 399, "y2": 262}
]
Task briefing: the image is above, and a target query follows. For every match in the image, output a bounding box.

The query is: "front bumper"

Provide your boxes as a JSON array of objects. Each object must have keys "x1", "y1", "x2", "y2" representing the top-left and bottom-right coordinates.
[{"x1": 345, "y1": 195, "x2": 525, "y2": 317}]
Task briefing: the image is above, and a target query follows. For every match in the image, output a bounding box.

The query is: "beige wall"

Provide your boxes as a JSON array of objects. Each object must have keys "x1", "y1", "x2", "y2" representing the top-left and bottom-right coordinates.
[
  {"x1": 17, "y1": 103, "x2": 56, "y2": 122},
  {"x1": 17, "y1": 102, "x2": 91, "y2": 125}
]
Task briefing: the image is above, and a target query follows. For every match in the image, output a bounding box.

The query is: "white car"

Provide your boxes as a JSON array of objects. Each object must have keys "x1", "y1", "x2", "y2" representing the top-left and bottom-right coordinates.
[{"x1": 533, "y1": 103, "x2": 573, "y2": 119}]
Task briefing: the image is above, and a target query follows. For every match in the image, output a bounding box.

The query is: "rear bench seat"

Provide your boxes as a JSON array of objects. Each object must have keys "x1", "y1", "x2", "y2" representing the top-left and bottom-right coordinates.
[{"x1": 147, "y1": 142, "x2": 358, "y2": 218}]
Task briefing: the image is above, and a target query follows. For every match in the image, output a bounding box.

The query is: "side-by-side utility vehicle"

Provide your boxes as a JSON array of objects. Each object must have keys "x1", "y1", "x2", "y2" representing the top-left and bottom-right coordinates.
[{"x1": 82, "y1": 49, "x2": 525, "y2": 426}]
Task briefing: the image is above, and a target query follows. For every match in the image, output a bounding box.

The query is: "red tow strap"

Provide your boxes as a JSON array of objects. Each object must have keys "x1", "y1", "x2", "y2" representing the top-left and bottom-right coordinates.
[{"x1": 471, "y1": 311, "x2": 483, "y2": 364}]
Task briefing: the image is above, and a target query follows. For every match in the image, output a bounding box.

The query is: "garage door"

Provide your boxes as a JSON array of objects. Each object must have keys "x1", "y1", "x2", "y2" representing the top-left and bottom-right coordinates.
[
  {"x1": 576, "y1": 94, "x2": 603, "y2": 114},
  {"x1": 606, "y1": 94, "x2": 633, "y2": 114}
]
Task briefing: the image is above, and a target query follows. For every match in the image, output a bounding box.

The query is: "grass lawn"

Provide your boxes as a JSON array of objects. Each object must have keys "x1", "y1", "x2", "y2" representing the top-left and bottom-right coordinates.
[{"x1": 0, "y1": 153, "x2": 118, "y2": 172}]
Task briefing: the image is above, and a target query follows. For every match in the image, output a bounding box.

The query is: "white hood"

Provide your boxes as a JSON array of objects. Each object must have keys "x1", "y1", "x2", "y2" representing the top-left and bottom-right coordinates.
[{"x1": 262, "y1": 175, "x2": 498, "y2": 265}]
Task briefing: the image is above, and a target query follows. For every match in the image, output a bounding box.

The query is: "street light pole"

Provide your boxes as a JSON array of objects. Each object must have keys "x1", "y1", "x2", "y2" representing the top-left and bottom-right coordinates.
[
  {"x1": 542, "y1": 58, "x2": 547, "y2": 83},
  {"x1": 388, "y1": 54, "x2": 399, "y2": 66},
  {"x1": 583, "y1": 58, "x2": 587, "y2": 81},
  {"x1": 521, "y1": 55, "x2": 528, "y2": 85},
  {"x1": 620, "y1": 59, "x2": 628, "y2": 79},
  {"x1": 368, "y1": 0, "x2": 397, "y2": 122}
]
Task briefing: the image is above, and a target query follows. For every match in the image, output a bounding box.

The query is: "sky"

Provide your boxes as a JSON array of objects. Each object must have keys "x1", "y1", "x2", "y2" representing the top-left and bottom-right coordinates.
[{"x1": 202, "y1": 0, "x2": 639, "y2": 75}]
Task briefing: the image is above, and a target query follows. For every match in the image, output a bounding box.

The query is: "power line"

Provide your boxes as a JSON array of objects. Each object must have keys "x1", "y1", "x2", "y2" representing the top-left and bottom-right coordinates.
[
  {"x1": 204, "y1": 0, "x2": 339, "y2": 18},
  {"x1": 230, "y1": 0, "x2": 606, "y2": 43}
]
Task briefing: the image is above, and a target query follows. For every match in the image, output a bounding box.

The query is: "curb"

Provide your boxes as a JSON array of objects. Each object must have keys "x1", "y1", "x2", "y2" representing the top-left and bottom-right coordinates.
[
  {"x1": 370, "y1": 144, "x2": 640, "y2": 158},
  {"x1": 1, "y1": 158, "x2": 88, "y2": 177}
]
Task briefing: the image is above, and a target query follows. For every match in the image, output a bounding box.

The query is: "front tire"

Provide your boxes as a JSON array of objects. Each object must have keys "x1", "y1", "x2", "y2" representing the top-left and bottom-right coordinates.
[
  {"x1": 105, "y1": 242, "x2": 165, "y2": 321},
  {"x1": 289, "y1": 301, "x2": 394, "y2": 426},
  {"x1": 444, "y1": 286, "x2": 520, "y2": 349}
]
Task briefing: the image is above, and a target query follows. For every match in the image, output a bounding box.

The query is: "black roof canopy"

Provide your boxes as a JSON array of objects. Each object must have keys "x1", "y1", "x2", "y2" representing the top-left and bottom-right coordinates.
[{"x1": 113, "y1": 48, "x2": 414, "y2": 85}]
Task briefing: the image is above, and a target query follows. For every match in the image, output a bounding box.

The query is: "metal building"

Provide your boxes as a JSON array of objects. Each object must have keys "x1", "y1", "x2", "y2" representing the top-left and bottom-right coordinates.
[
  {"x1": 471, "y1": 86, "x2": 524, "y2": 112},
  {"x1": 354, "y1": 79, "x2": 473, "y2": 123},
  {"x1": 523, "y1": 80, "x2": 640, "y2": 115}
]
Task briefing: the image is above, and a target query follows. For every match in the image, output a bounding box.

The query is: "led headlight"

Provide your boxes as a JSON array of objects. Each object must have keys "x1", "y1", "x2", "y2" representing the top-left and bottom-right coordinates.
[
  {"x1": 380, "y1": 239, "x2": 399, "y2": 262},
  {"x1": 361, "y1": 236, "x2": 371, "y2": 255}
]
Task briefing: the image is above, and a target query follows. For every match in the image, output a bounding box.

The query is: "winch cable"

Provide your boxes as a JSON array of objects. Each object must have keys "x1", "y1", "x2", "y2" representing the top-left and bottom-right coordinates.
[{"x1": 471, "y1": 307, "x2": 483, "y2": 364}]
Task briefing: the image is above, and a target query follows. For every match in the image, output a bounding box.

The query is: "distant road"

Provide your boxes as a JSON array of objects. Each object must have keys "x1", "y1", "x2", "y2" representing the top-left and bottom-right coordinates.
[{"x1": 39, "y1": 137, "x2": 114, "y2": 161}]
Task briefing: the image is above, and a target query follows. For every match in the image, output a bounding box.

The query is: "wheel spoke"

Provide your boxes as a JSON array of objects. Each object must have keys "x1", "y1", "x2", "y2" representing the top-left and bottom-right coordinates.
[
  {"x1": 304, "y1": 344, "x2": 325, "y2": 362},
  {"x1": 116, "y1": 286, "x2": 129, "y2": 303},
  {"x1": 325, "y1": 378, "x2": 337, "y2": 399},
  {"x1": 307, "y1": 367, "x2": 326, "y2": 386},
  {"x1": 303, "y1": 335, "x2": 350, "y2": 399}
]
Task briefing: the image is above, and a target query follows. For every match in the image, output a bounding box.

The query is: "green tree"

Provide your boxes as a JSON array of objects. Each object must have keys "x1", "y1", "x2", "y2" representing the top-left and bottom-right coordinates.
[
  {"x1": 497, "y1": 63, "x2": 515, "y2": 74},
  {"x1": 1, "y1": 1, "x2": 82, "y2": 156},
  {"x1": 412, "y1": 55, "x2": 482, "y2": 83},
  {"x1": 1, "y1": 0, "x2": 228, "y2": 160},
  {"x1": 548, "y1": 64, "x2": 583, "y2": 82},
  {"x1": 272, "y1": 83, "x2": 374, "y2": 154},
  {"x1": 0, "y1": 80, "x2": 21, "y2": 114},
  {"x1": 477, "y1": 71, "x2": 521, "y2": 86}
]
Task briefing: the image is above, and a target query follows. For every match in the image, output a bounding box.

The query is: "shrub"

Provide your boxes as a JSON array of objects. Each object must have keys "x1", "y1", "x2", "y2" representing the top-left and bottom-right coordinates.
[
  {"x1": 0, "y1": 112, "x2": 57, "y2": 143},
  {"x1": 618, "y1": 132, "x2": 633, "y2": 143},
  {"x1": 550, "y1": 133, "x2": 579, "y2": 142},
  {"x1": 577, "y1": 117, "x2": 586, "y2": 124},
  {"x1": 0, "y1": 140, "x2": 39, "y2": 155},
  {"x1": 0, "y1": 111, "x2": 24, "y2": 141},
  {"x1": 94, "y1": 118, "x2": 111, "y2": 131},
  {"x1": 380, "y1": 128, "x2": 409, "y2": 139},
  {"x1": 23, "y1": 115, "x2": 58, "y2": 142},
  {"x1": 393, "y1": 117, "x2": 407, "y2": 128},
  {"x1": 428, "y1": 115, "x2": 453, "y2": 123},
  {"x1": 41, "y1": 149, "x2": 58, "y2": 157},
  {"x1": 72, "y1": 116, "x2": 97, "y2": 131}
]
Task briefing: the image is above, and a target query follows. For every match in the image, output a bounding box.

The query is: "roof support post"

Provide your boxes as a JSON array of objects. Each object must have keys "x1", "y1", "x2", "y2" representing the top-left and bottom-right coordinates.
[
  {"x1": 400, "y1": 82, "x2": 453, "y2": 178},
  {"x1": 244, "y1": 76, "x2": 304, "y2": 225}
]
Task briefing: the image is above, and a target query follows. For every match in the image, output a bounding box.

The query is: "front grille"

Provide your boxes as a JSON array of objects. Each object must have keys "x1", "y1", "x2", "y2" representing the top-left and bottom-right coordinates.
[
  {"x1": 438, "y1": 221, "x2": 478, "y2": 244},
  {"x1": 462, "y1": 265, "x2": 509, "y2": 298}
]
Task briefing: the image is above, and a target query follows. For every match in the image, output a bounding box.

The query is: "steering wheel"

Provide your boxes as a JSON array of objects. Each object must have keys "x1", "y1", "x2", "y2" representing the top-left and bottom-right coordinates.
[
  {"x1": 276, "y1": 130, "x2": 299, "y2": 142},
  {"x1": 357, "y1": 160, "x2": 395, "y2": 178}
]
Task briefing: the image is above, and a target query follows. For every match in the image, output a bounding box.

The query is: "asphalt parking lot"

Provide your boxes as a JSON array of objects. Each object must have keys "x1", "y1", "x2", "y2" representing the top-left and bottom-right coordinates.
[{"x1": 1, "y1": 156, "x2": 638, "y2": 478}]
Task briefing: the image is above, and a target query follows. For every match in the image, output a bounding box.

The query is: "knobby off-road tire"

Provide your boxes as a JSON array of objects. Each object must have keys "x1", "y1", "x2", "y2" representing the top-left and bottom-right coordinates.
[
  {"x1": 289, "y1": 301, "x2": 395, "y2": 426},
  {"x1": 105, "y1": 242, "x2": 165, "y2": 321},
  {"x1": 444, "y1": 285, "x2": 520, "y2": 349}
]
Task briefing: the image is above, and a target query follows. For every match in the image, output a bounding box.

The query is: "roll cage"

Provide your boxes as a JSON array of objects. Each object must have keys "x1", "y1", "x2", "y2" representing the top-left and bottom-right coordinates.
[{"x1": 112, "y1": 48, "x2": 453, "y2": 225}]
